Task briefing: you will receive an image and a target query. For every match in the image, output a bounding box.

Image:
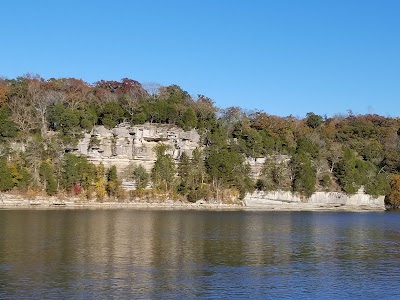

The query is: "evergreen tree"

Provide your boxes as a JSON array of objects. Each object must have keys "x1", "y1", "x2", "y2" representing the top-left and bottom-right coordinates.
[
  {"x1": 291, "y1": 152, "x2": 316, "y2": 197},
  {"x1": 0, "y1": 106, "x2": 17, "y2": 140},
  {"x1": 0, "y1": 159, "x2": 14, "y2": 191},
  {"x1": 39, "y1": 160, "x2": 57, "y2": 196},
  {"x1": 205, "y1": 145, "x2": 253, "y2": 199},
  {"x1": 132, "y1": 165, "x2": 149, "y2": 190},
  {"x1": 106, "y1": 165, "x2": 120, "y2": 197},
  {"x1": 151, "y1": 144, "x2": 176, "y2": 191}
]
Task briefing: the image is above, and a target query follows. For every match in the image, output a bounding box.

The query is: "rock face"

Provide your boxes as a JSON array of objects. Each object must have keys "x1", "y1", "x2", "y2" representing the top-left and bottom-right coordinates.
[
  {"x1": 74, "y1": 123, "x2": 200, "y2": 173},
  {"x1": 72, "y1": 124, "x2": 385, "y2": 209},
  {"x1": 243, "y1": 187, "x2": 385, "y2": 210}
]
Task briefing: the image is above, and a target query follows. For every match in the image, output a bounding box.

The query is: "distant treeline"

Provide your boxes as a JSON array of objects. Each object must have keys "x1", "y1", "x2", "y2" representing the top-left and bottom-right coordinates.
[{"x1": 0, "y1": 75, "x2": 400, "y2": 207}]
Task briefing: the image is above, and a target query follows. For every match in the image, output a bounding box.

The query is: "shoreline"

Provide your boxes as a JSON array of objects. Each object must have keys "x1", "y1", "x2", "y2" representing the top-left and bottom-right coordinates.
[{"x1": 0, "y1": 197, "x2": 386, "y2": 212}]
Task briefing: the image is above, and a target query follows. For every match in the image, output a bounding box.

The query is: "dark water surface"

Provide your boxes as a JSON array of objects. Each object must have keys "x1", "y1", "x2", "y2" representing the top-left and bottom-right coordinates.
[{"x1": 0, "y1": 209, "x2": 400, "y2": 299}]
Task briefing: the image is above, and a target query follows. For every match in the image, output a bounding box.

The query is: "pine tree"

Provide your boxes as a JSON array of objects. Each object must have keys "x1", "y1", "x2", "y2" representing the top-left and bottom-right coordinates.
[
  {"x1": 39, "y1": 161, "x2": 58, "y2": 196},
  {"x1": 152, "y1": 144, "x2": 176, "y2": 192}
]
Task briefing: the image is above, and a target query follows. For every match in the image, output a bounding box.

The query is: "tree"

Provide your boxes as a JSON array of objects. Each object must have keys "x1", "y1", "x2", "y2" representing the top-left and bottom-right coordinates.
[
  {"x1": 177, "y1": 152, "x2": 191, "y2": 180},
  {"x1": 177, "y1": 152, "x2": 192, "y2": 196},
  {"x1": 132, "y1": 165, "x2": 149, "y2": 190},
  {"x1": 191, "y1": 148, "x2": 207, "y2": 187},
  {"x1": 0, "y1": 106, "x2": 17, "y2": 140},
  {"x1": 62, "y1": 153, "x2": 96, "y2": 192},
  {"x1": 305, "y1": 112, "x2": 323, "y2": 129},
  {"x1": 291, "y1": 152, "x2": 316, "y2": 197},
  {"x1": 106, "y1": 165, "x2": 120, "y2": 197},
  {"x1": 95, "y1": 164, "x2": 106, "y2": 201},
  {"x1": 334, "y1": 148, "x2": 376, "y2": 195},
  {"x1": 178, "y1": 108, "x2": 198, "y2": 130},
  {"x1": 334, "y1": 149, "x2": 359, "y2": 194},
  {"x1": 258, "y1": 157, "x2": 291, "y2": 192},
  {"x1": 0, "y1": 82, "x2": 9, "y2": 107},
  {"x1": 151, "y1": 144, "x2": 176, "y2": 192},
  {"x1": 39, "y1": 160, "x2": 57, "y2": 196},
  {"x1": 100, "y1": 101, "x2": 125, "y2": 128},
  {"x1": 365, "y1": 172, "x2": 389, "y2": 198},
  {"x1": 29, "y1": 81, "x2": 62, "y2": 138},
  {"x1": 7, "y1": 91, "x2": 38, "y2": 136},
  {"x1": 388, "y1": 175, "x2": 400, "y2": 209},
  {"x1": 0, "y1": 159, "x2": 13, "y2": 191},
  {"x1": 205, "y1": 146, "x2": 253, "y2": 199}
]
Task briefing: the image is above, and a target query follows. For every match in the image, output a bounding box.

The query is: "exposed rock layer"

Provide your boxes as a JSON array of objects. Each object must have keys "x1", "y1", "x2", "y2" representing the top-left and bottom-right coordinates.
[
  {"x1": 244, "y1": 188, "x2": 385, "y2": 210},
  {"x1": 75, "y1": 123, "x2": 200, "y2": 172}
]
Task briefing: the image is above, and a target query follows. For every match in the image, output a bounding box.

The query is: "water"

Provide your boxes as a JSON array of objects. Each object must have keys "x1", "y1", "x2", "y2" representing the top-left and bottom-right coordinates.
[{"x1": 0, "y1": 209, "x2": 400, "y2": 299}]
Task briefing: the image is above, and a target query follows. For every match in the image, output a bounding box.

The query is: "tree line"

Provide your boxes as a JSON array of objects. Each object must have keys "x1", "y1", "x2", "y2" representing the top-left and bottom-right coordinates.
[{"x1": 0, "y1": 75, "x2": 400, "y2": 207}]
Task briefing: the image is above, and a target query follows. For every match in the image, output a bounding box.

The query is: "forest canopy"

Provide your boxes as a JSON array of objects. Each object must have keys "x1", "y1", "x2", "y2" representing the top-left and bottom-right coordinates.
[{"x1": 0, "y1": 74, "x2": 399, "y2": 207}]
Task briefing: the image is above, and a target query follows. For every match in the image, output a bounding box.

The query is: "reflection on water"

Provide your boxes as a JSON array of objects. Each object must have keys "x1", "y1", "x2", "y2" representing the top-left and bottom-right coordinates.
[{"x1": 1, "y1": 210, "x2": 400, "y2": 299}]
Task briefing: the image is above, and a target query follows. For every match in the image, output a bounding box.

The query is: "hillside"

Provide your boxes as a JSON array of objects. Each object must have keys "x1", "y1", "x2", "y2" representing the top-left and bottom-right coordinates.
[{"x1": 0, "y1": 75, "x2": 400, "y2": 207}]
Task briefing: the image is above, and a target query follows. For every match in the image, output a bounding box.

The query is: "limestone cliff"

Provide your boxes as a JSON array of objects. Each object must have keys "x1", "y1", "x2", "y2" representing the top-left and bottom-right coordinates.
[
  {"x1": 74, "y1": 123, "x2": 200, "y2": 173},
  {"x1": 243, "y1": 187, "x2": 385, "y2": 210},
  {"x1": 72, "y1": 124, "x2": 385, "y2": 209}
]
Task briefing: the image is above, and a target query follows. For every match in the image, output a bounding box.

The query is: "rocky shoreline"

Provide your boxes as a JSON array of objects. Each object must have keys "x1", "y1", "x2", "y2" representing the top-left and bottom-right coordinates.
[{"x1": 0, "y1": 195, "x2": 386, "y2": 212}]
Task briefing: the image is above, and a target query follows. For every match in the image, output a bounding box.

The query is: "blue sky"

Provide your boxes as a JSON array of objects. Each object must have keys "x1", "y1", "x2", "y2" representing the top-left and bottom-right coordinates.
[{"x1": 2, "y1": 0, "x2": 399, "y2": 117}]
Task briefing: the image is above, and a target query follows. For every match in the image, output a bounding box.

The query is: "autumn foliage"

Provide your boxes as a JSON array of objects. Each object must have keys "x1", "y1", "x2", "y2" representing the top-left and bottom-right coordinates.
[{"x1": 0, "y1": 74, "x2": 399, "y2": 204}]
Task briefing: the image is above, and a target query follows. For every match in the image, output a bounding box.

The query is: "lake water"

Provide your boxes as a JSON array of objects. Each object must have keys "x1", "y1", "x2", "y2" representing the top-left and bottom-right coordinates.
[{"x1": 0, "y1": 209, "x2": 400, "y2": 299}]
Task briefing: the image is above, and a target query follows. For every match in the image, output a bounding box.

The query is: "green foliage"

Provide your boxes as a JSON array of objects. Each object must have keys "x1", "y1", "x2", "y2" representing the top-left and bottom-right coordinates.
[
  {"x1": 319, "y1": 174, "x2": 332, "y2": 190},
  {"x1": 365, "y1": 173, "x2": 390, "y2": 197},
  {"x1": 237, "y1": 128, "x2": 264, "y2": 157},
  {"x1": 132, "y1": 165, "x2": 149, "y2": 190},
  {"x1": 258, "y1": 157, "x2": 291, "y2": 192},
  {"x1": 130, "y1": 112, "x2": 147, "y2": 125},
  {"x1": 151, "y1": 150, "x2": 176, "y2": 191},
  {"x1": 382, "y1": 148, "x2": 400, "y2": 173},
  {"x1": 205, "y1": 145, "x2": 253, "y2": 198},
  {"x1": 48, "y1": 103, "x2": 83, "y2": 144},
  {"x1": 305, "y1": 112, "x2": 323, "y2": 129},
  {"x1": 0, "y1": 106, "x2": 17, "y2": 140},
  {"x1": 0, "y1": 159, "x2": 14, "y2": 191},
  {"x1": 291, "y1": 152, "x2": 316, "y2": 197},
  {"x1": 187, "y1": 187, "x2": 208, "y2": 203},
  {"x1": 62, "y1": 153, "x2": 96, "y2": 191},
  {"x1": 296, "y1": 138, "x2": 320, "y2": 159},
  {"x1": 334, "y1": 148, "x2": 377, "y2": 194},
  {"x1": 80, "y1": 105, "x2": 99, "y2": 131},
  {"x1": 334, "y1": 149, "x2": 360, "y2": 194},
  {"x1": 177, "y1": 152, "x2": 191, "y2": 179},
  {"x1": 8, "y1": 163, "x2": 32, "y2": 190},
  {"x1": 1, "y1": 75, "x2": 397, "y2": 200},
  {"x1": 39, "y1": 160, "x2": 57, "y2": 196},
  {"x1": 100, "y1": 101, "x2": 125, "y2": 128},
  {"x1": 106, "y1": 165, "x2": 120, "y2": 197},
  {"x1": 154, "y1": 143, "x2": 171, "y2": 157},
  {"x1": 177, "y1": 108, "x2": 198, "y2": 131}
]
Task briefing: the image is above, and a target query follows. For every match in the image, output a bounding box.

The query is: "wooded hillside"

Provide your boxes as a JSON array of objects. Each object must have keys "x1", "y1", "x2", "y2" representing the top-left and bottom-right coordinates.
[{"x1": 1, "y1": 75, "x2": 399, "y2": 207}]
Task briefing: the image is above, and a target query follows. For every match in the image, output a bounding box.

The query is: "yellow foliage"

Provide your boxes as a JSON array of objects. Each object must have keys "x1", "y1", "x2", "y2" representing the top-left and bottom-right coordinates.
[
  {"x1": 95, "y1": 180, "x2": 106, "y2": 202},
  {"x1": 8, "y1": 163, "x2": 22, "y2": 185},
  {"x1": 0, "y1": 84, "x2": 9, "y2": 107}
]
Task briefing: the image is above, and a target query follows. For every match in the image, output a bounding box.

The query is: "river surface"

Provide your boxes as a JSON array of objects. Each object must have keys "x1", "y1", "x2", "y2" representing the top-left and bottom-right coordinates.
[{"x1": 0, "y1": 209, "x2": 400, "y2": 299}]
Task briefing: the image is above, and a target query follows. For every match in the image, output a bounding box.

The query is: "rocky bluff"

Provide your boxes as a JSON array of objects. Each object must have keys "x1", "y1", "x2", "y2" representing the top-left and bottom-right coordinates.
[{"x1": 74, "y1": 123, "x2": 200, "y2": 173}]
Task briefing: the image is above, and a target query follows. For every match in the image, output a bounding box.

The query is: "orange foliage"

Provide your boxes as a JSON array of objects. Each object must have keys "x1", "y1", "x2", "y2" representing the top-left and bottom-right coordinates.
[
  {"x1": 389, "y1": 174, "x2": 400, "y2": 208},
  {"x1": 0, "y1": 83, "x2": 9, "y2": 106}
]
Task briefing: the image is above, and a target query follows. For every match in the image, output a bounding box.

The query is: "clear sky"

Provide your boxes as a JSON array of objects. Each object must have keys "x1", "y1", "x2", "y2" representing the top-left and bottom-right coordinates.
[{"x1": 2, "y1": 0, "x2": 399, "y2": 117}]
